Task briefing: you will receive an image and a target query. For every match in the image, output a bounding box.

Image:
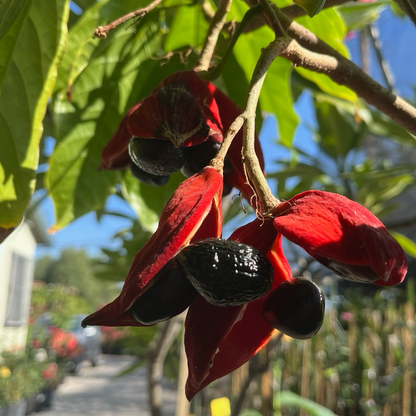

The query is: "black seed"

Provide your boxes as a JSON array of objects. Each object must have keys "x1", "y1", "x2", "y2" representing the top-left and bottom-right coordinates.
[
  {"x1": 130, "y1": 258, "x2": 198, "y2": 325},
  {"x1": 180, "y1": 141, "x2": 221, "y2": 177},
  {"x1": 130, "y1": 163, "x2": 170, "y2": 186},
  {"x1": 129, "y1": 137, "x2": 184, "y2": 176},
  {"x1": 176, "y1": 238, "x2": 274, "y2": 307},
  {"x1": 262, "y1": 278, "x2": 325, "y2": 340}
]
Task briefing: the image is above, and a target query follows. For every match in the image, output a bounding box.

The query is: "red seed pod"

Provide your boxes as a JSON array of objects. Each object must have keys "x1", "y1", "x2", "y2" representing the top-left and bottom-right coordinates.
[
  {"x1": 82, "y1": 166, "x2": 223, "y2": 328},
  {"x1": 273, "y1": 190, "x2": 407, "y2": 286}
]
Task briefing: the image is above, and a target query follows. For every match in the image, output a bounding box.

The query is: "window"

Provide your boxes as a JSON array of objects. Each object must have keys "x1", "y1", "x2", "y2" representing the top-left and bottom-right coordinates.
[{"x1": 4, "y1": 253, "x2": 34, "y2": 327}]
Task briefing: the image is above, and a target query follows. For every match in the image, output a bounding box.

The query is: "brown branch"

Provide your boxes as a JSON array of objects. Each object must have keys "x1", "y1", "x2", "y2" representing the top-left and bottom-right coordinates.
[
  {"x1": 147, "y1": 318, "x2": 181, "y2": 416},
  {"x1": 258, "y1": 0, "x2": 286, "y2": 38},
  {"x1": 94, "y1": 0, "x2": 163, "y2": 39},
  {"x1": 194, "y1": 0, "x2": 233, "y2": 71},
  {"x1": 273, "y1": 8, "x2": 416, "y2": 136},
  {"x1": 242, "y1": 39, "x2": 285, "y2": 214},
  {"x1": 241, "y1": 0, "x2": 354, "y2": 34}
]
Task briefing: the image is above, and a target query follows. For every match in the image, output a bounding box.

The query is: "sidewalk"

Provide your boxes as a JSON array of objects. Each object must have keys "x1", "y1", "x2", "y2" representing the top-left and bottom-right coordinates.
[{"x1": 38, "y1": 355, "x2": 177, "y2": 416}]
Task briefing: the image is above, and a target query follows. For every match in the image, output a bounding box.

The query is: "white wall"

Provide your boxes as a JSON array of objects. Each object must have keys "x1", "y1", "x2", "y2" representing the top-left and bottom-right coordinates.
[{"x1": 0, "y1": 222, "x2": 36, "y2": 352}]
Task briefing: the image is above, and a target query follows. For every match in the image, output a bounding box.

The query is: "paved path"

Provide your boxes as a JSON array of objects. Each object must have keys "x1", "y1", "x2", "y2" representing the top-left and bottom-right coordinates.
[{"x1": 38, "y1": 355, "x2": 177, "y2": 416}]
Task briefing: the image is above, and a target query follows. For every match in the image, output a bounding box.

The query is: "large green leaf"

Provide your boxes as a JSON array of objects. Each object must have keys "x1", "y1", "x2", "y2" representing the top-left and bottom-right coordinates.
[
  {"x1": 121, "y1": 170, "x2": 184, "y2": 232},
  {"x1": 46, "y1": 4, "x2": 192, "y2": 230},
  {"x1": 295, "y1": 9, "x2": 357, "y2": 102},
  {"x1": 0, "y1": 0, "x2": 69, "y2": 231},
  {"x1": 55, "y1": 0, "x2": 110, "y2": 94},
  {"x1": 164, "y1": 3, "x2": 209, "y2": 52},
  {"x1": 0, "y1": 0, "x2": 31, "y2": 89}
]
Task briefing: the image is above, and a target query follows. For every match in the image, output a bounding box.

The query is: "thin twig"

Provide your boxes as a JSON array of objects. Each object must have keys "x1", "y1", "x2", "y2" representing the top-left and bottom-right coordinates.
[
  {"x1": 210, "y1": 115, "x2": 245, "y2": 173},
  {"x1": 360, "y1": 28, "x2": 370, "y2": 75},
  {"x1": 368, "y1": 24, "x2": 396, "y2": 93},
  {"x1": 194, "y1": 0, "x2": 233, "y2": 71},
  {"x1": 94, "y1": 0, "x2": 163, "y2": 39},
  {"x1": 258, "y1": 0, "x2": 286, "y2": 38},
  {"x1": 242, "y1": 39, "x2": 288, "y2": 213},
  {"x1": 241, "y1": 0, "x2": 353, "y2": 33}
]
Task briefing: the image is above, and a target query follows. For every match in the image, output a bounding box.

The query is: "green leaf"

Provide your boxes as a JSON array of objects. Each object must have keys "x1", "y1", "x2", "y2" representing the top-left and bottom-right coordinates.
[
  {"x1": 337, "y1": 1, "x2": 391, "y2": 31},
  {"x1": 0, "y1": 0, "x2": 69, "y2": 229},
  {"x1": 121, "y1": 170, "x2": 184, "y2": 232},
  {"x1": 314, "y1": 97, "x2": 367, "y2": 158},
  {"x1": 0, "y1": 0, "x2": 31, "y2": 89},
  {"x1": 390, "y1": 232, "x2": 416, "y2": 258},
  {"x1": 164, "y1": 3, "x2": 209, "y2": 52},
  {"x1": 55, "y1": 0, "x2": 110, "y2": 94},
  {"x1": 295, "y1": 9, "x2": 356, "y2": 102},
  {"x1": 277, "y1": 391, "x2": 337, "y2": 416},
  {"x1": 231, "y1": 1, "x2": 299, "y2": 145},
  {"x1": 294, "y1": 0, "x2": 327, "y2": 17},
  {"x1": 269, "y1": 163, "x2": 326, "y2": 181}
]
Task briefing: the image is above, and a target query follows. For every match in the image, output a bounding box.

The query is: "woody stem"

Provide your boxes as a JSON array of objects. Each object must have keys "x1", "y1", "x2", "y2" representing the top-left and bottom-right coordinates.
[
  {"x1": 242, "y1": 38, "x2": 286, "y2": 213},
  {"x1": 194, "y1": 0, "x2": 233, "y2": 72}
]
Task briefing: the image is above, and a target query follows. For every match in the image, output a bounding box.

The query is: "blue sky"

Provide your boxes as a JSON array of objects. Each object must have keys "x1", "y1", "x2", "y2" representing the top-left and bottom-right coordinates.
[{"x1": 35, "y1": 7, "x2": 416, "y2": 259}]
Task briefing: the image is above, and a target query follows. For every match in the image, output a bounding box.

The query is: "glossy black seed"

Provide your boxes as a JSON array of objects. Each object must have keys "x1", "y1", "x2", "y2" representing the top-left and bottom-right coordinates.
[
  {"x1": 130, "y1": 258, "x2": 198, "y2": 325},
  {"x1": 180, "y1": 141, "x2": 221, "y2": 177},
  {"x1": 129, "y1": 137, "x2": 184, "y2": 176},
  {"x1": 176, "y1": 238, "x2": 273, "y2": 307},
  {"x1": 262, "y1": 278, "x2": 325, "y2": 340},
  {"x1": 130, "y1": 163, "x2": 170, "y2": 186}
]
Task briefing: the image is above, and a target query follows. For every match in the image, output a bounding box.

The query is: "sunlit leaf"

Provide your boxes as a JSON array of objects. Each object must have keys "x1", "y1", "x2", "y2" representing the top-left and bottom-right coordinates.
[
  {"x1": 55, "y1": 0, "x2": 110, "y2": 94},
  {"x1": 294, "y1": 0, "x2": 327, "y2": 17},
  {"x1": 295, "y1": 9, "x2": 357, "y2": 102},
  {"x1": 121, "y1": 170, "x2": 184, "y2": 232},
  {"x1": 0, "y1": 0, "x2": 69, "y2": 229},
  {"x1": 164, "y1": 3, "x2": 209, "y2": 52},
  {"x1": 391, "y1": 231, "x2": 416, "y2": 258}
]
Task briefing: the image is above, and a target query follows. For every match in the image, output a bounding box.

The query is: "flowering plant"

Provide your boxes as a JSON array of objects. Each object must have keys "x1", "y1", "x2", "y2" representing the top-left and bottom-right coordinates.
[{"x1": 0, "y1": 349, "x2": 56, "y2": 407}]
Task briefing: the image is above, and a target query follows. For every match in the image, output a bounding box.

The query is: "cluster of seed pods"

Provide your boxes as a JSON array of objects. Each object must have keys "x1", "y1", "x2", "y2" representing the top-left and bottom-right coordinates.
[{"x1": 86, "y1": 70, "x2": 408, "y2": 400}]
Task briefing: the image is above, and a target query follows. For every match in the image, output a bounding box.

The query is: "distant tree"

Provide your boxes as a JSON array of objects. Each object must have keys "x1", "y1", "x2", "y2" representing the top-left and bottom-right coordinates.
[{"x1": 35, "y1": 249, "x2": 118, "y2": 309}]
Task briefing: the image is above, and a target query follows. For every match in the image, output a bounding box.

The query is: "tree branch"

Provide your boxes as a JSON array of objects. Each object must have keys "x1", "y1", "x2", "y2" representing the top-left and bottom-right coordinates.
[
  {"x1": 273, "y1": 8, "x2": 416, "y2": 136},
  {"x1": 242, "y1": 39, "x2": 285, "y2": 214},
  {"x1": 147, "y1": 318, "x2": 181, "y2": 416},
  {"x1": 94, "y1": 0, "x2": 163, "y2": 39},
  {"x1": 194, "y1": 0, "x2": 233, "y2": 71},
  {"x1": 368, "y1": 24, "x2": 396, "y2": 93}
]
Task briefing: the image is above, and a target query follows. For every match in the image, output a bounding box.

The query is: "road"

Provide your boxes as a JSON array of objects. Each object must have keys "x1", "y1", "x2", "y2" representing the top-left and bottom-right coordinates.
[{"x1": 38, "y1": 355, "x2": 177, "y2": 416}]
